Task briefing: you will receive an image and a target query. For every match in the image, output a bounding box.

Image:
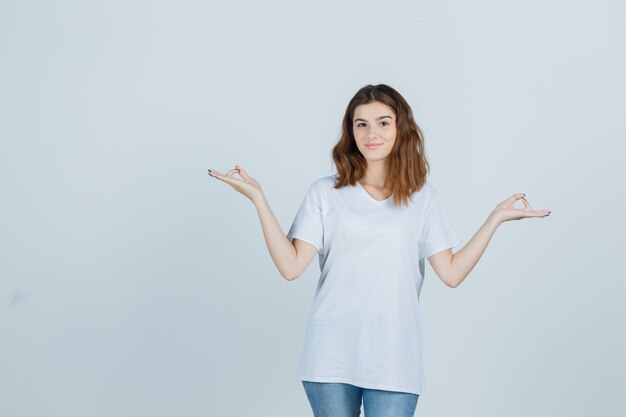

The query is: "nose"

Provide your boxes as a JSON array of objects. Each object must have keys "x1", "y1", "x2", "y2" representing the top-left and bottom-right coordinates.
[{"x1": 367, "y1": 128, "x2": 379, "y2": 140}]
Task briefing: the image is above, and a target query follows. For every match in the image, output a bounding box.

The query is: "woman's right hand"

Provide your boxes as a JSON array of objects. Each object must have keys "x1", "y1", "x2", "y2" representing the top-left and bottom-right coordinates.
[{"x1": 208, "y1": 165, "x2": 264, "y2": 203}]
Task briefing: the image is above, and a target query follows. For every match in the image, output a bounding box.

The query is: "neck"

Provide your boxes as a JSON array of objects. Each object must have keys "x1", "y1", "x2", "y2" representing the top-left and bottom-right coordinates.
[{"x1": 361, "y1": 160, "x2": 389, "y2": 187}]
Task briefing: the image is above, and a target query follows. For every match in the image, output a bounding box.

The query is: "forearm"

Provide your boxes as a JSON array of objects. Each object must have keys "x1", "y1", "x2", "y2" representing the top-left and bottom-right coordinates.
[
  {"x1": 449, "y1": 213, "x2": 502, "y2": 287},
  {"x1": 252, "y1": 194, "x2": 298, "y2": 280}
]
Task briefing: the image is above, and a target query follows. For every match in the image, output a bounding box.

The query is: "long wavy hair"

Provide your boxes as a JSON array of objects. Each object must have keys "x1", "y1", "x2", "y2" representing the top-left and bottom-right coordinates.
[{"x1": 331, "y1": 84, "x2": 430, "y2": 207}]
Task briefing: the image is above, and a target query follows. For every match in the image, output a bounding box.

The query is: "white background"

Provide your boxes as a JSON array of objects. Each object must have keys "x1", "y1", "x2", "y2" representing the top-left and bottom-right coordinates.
[{"x1": 1, "y1": 1, "x2": 624, "y2": 416}]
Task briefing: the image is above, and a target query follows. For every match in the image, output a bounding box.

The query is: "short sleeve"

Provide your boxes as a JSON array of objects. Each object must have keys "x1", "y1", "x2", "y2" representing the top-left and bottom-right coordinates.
[
  {"x1": 286, "y1": 181, "x2": 324, "y2": 255},
  {"x1": 418, "y1": 188, "x2": 459, "y2": 259}
]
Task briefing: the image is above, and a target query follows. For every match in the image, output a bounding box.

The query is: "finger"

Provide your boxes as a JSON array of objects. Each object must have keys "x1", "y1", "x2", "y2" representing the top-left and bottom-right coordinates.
[
  {"x1": 234, "y1": 165, "x2": 249, "y2": 179},
  {"x1": 208, "y1": 168, "x2": 223, "y2": 178},
  {"x1": 208, "y1": 168, "x2": 229, "y2": 177},
  {"x1": 208, "y1": 169, "x2": 238, "y2": 183},
  {"x1": 223, "y1": 169, "x2": 244, "y2": 183},
  {"x1": 521, "y1": 197, "x2": 534, "y2": 210},
  {"x1": 510, "y1": 193, "x2": 526, "y2": 202}
]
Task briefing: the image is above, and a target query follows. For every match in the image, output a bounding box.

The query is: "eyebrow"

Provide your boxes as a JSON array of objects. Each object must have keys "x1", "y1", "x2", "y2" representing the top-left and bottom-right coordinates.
[{"x1": 353, "y1": 115, "x2": 393, "y2": 123}]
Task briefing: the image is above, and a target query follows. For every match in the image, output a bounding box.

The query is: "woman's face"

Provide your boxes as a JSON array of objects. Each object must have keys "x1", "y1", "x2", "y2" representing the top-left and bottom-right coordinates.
[{"x1": 352, "y1": 101, "x2": 397, "y2": 162}]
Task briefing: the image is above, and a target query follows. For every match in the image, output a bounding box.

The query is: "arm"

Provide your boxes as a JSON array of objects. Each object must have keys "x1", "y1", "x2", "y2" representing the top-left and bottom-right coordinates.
[
  {"x1": 208, "y1": 165, "x2": 316, "y2": 281},
  {"x1": 428, "y1": 213, "x2": 501, "y2": 288},
  {"x1": 428, "y1": 193, "x2": 550, "y2": 288},
  {"x1": 253, "y1": 194, "x2": 317, "y2": 281}
]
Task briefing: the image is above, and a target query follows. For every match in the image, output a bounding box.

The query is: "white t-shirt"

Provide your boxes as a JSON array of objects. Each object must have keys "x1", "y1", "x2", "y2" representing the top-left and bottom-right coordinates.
[{"x1": 286, "y1": 174, "x2": 459, "y2": 396}]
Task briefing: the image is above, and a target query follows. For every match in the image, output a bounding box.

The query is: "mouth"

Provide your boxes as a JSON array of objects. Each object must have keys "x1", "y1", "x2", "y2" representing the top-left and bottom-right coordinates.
[{"x1": 366, "y1": 143, "x2": 382, "y2": 149}]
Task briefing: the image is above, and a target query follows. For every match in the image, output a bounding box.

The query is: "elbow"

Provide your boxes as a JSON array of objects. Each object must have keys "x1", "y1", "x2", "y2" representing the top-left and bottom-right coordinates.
[
  {"x1": 282, "y1": 269, "x2": 301, "y2": 281},
  {"x1": 446, "y1": 277, "x2": 461, "y2": 288},
  {"x1": 447, "y1": 273, "x2": 469, "y2": 288}
]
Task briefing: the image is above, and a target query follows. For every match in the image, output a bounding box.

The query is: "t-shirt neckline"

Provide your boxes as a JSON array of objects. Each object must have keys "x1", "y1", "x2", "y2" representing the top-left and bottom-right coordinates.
[{"x1": 356, "y1": 181, "x2": 392, "y2": 203}]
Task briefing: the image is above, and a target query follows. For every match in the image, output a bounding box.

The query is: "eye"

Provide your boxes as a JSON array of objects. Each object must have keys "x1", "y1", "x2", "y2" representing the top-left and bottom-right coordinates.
[
  {"x1": 356, "y1": 122, "x2": 366, "y2": 127},
  {"x1": 380, "y1": 121, "x2": 389, "y2": 126}
]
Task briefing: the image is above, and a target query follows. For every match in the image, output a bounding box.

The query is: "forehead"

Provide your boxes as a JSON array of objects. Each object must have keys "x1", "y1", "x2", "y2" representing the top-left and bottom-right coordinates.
[{"x1": 353, "y1": 101, "x2": 395, "y2": 119}]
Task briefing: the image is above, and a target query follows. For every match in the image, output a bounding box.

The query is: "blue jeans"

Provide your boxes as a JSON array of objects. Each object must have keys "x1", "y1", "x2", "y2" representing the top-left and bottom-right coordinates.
[{"x1": 302, "y1": 381, "x2": 419, "y2": 417}]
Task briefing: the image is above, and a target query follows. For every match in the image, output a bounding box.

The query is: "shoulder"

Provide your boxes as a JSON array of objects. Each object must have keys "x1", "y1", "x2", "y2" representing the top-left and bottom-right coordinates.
[
  {"x1": 421, "y1": 181, "x2": 437, "y2": 195},
  {"x1": 411, "y1": 180, "x2": 437, "y2": 203},
  {"x1": 409, "y1": 181, "x2": 441, "y2": 212},
  {"x1": 310, "y1": 174, "x2": 338, "y2": 191}
]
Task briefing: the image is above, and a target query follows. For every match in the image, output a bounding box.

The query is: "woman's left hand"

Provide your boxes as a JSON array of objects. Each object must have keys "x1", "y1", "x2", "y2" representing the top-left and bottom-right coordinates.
[{"x1": 490, "y1": 193, "x2": 551, "y2": 223}]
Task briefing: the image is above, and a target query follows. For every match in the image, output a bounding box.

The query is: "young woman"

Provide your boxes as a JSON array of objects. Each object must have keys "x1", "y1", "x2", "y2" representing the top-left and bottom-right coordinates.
[{"x1": 208, "y1": 84, "x2": 550, "y2": 417}]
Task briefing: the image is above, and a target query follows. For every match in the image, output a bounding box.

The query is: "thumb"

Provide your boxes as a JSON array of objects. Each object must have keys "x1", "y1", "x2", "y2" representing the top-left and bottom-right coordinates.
[{"x1": 234, "y1": 165, "x2": 250, "y2": 179}]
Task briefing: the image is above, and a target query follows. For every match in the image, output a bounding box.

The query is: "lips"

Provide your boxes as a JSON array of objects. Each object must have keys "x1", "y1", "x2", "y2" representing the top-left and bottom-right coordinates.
[{"x1": 366, "y1": 143, "x2": 382, "y2": 149}]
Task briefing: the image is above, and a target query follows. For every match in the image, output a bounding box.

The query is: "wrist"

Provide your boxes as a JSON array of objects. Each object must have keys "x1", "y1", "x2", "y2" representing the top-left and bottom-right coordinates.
[
  {"x1": 252, "y1": 192, "x2": 267, "y2": 207},
  {"x1": 487, "y1": 211, "x2": 503, "y2": 227}
]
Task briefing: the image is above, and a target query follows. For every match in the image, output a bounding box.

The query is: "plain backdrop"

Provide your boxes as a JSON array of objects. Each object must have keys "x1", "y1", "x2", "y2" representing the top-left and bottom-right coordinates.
[{"x1": 1, "y1": 1, "x2": 624, "y2": 416}]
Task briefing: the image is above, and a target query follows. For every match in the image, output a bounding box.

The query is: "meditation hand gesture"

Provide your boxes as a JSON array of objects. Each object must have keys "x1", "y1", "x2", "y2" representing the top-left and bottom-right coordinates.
[
  {"x1": 208, "y1": 165, "x2": 264, "y2": 203},
  {"x1": 490, "y1": 193, "x2": 551, "y2": 223}
]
